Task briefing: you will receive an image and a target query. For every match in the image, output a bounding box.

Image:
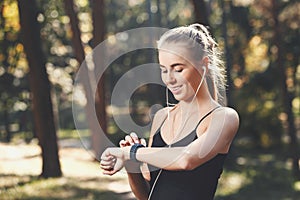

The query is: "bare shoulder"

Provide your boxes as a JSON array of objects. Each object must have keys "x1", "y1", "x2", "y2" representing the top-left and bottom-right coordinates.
[
  {"x1": 151, "y1": 107, "x2": 169, "y2": 127},
  {"x1": 150, "y1": 107, "x2": 170, "y2": 136},
  {"x1": 153, "y1": 106, "x2": 170, "y2": 118},
  {"x1": 219, "y1": 107, "x2": 239, "y2": 121},
  {"x1": 214, "y1": 107, "x2": 239, "y2": 121},
  {"x1": 212, "y1": 107, "x2": 239, "y2": 135}
]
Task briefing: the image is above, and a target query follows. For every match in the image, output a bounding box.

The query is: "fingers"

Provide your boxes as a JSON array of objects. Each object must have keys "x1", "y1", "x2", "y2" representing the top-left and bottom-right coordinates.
[
  {"x1": 100, "y1": 159, "x2": 115, "y2": 171},
  {"x1": 102, "y1": 169, "x2": 116, "y2": 176},
  {"x1": 101, "y1": 157, "x2": 124, "y2": 176},
  {"x1": 119, "y1": 132, "x2": 147, "y2": 147},
  {"x1": 100, "y1": 155, "x2": 114, "y2": 162},
  {"x1": 119, "y1": 139, "x2": 129, "y2": 147},
  {"x1": 140, "y1": 138, "x2": 147, "y2": 146},
  {"x1": 125, "y1": 135, "x2": 134, "y2": 145},
  {"x1": 100, "y1": 149, "x2": 113, "y2": 160},
  {"x1": 119, "y1": 132, "x2": 137, "y2": 147},
  {"x1": 101, "y1": 164, "x2": 115, "y2": 171},
  {"x1": 102, "y1": 165, "x2": 118, "y2": 175},
  {"x1": 100, "y1": 157, "x2": 116, "y2": 166},
  {"x1": 100, "y1": 155, "x2": 117, "y2": 172},
  {"x1": 130, "y1": 132, "x2": 140, "y2": 143},
  {"x1": 100, "y1": 154, "x2": 115, "y2": 167},
  {"x1": 102, "y1": 167, "x2": 120, "y2": 176}
]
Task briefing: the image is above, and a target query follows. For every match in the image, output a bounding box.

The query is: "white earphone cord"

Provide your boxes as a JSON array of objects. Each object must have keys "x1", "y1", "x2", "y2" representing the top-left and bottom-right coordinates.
[{"x1": 147, "y1": 67, "x2": 206, "y2": 200}]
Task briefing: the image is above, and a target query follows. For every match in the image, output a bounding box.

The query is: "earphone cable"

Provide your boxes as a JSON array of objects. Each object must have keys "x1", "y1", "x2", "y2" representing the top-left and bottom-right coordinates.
[{"x1": 147, "y1": 67, "x2": 206, "y2": 200}]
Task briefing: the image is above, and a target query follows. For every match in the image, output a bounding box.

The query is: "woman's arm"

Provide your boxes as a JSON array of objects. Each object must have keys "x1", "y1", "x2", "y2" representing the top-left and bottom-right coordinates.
[
  {"x1": 135, "y1": 107, "x2": 239, "y2": 170},
  {"x1": 125, "y1": 108, "x2": 170, "y2": 199},
  {"x1": 101, "y1": 141, "x2": 150, "y2": 200},
  {"x1": 103, "y1": 107, "x2": 239, "y2": 171},
  {"x1": 121, "y1": 161, "x2": 149, "y2": 200},
  {"x1": 113, "y1": 108, "x2": 169, "y2": 199},
  {"x1": 102, "y1": 107, "x2": 239, "y2": 176}
]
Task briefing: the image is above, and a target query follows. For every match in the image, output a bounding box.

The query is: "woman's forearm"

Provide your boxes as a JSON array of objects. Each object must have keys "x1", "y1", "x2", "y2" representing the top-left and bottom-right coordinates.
[
  {"x1": 135, "y1": 147, "x2": 193, "y2": 170},
  {"x1": 124, "y1": 161, "x2": 150, "y2": 200}
]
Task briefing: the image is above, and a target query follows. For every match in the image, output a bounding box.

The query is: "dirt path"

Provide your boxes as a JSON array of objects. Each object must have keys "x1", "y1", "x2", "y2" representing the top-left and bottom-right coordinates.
[{"x1": 0, "y1": 140, "x2": 135, "y2": 199}]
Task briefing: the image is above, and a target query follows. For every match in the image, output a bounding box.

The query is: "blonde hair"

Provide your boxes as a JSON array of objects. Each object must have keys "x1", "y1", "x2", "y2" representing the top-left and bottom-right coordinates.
[{"x1": 157, "y1": 23, "x2": 227, "y2": 104}]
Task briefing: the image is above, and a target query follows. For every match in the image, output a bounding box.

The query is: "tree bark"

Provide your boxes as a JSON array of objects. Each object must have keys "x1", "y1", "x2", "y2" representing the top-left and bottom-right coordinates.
[
  {"x1": 90, "y1": 0, "x2": 108, "y2": 158},
  {"x1": 221, "y1": 0, "x2": 233, "y2": 106},
  {"x1": 271, "y1": 0, "x2": 300, "y2": 179},
  {"x1": 3, "y1": 100, "x2": 11, "y2": 142},
  {"x1": 64, "y1": 0, "x2": 107, "y2": 158},
  {"x1": 64, "y1": 0, "x2": 85, "y2": 64},
  {"x1": 1, "y1": 6, "x2": 12, "y2": 143},
  {"x1": 190, "y1": 0, "x2": 209, "y2": 25},
  {"x1": 17, "y1": 0, "x2": 62, "y2": 178}
]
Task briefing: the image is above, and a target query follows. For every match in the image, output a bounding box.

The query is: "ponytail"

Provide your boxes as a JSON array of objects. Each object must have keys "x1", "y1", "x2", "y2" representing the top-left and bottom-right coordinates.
[{"x1": 157, "y1": 23, "x2": 227, "y2": 105}]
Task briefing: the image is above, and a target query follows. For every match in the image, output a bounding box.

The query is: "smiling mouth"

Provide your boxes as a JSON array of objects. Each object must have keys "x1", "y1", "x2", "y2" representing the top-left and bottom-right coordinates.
[{"x1": 169, "y1": 85, "x2": 182, "y2": 94}]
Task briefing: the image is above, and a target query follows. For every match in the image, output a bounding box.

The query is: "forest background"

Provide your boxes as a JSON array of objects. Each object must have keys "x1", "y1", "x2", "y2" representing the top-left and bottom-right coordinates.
[{"x1": 0, "y1": 0, "x2": 299, "y2": 199}]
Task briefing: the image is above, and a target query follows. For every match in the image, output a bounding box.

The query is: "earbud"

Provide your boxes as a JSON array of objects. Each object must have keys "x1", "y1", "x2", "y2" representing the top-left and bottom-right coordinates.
[{"x1": 202, "y1": 66, "x2": 206, "y2": 76}]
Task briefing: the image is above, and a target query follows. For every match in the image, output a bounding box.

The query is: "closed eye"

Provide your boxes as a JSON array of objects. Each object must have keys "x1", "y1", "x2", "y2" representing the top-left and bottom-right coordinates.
[
  {"x1": 175, "y1": 68, "x2": 183, "y2": 72},
  {"x1": 160, "y1": 63, "x2": 184, "y2": 73}
]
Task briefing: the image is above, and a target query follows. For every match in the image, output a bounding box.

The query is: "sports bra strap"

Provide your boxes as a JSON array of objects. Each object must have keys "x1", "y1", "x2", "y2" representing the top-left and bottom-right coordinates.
[
  {"x1": 195, "y1": 106, "x2": 221, "y2": 128},
  {"x1": 155, "y1": 106, "x2": 221, "y2": 135}
]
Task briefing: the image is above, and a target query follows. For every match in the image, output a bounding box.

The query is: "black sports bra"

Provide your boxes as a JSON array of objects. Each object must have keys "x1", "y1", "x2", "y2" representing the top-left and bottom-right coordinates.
[
  {"x1": 157, "y1": 106, "x2": 221, "y2": 147},
  {"x1": 148, "y1": 106, "x2": 226, "y2": 200}
]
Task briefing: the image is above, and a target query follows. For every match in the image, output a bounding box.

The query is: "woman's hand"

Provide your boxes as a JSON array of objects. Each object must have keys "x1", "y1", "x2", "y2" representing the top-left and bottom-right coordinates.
[
  {"x1": 100, "y1": 132, "x2": 147, "y2": 175},
  {"x1": 100, "y1": 147, "x2": 130, "y2": 175},
  {"x1": 100, "y1": 154, "x2": 120, "y2": 175},
  {"x1": 119, "y1": 132, "x2": 147, "y2": 173},
  {"x1": 119, "y1": 132, "x2": 147, "y2": 147}
]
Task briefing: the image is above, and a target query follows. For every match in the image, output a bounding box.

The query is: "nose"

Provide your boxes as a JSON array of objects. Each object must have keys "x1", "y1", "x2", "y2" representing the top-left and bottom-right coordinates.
[{"x1": 164, "y1": 71, "x2": 176, "y2": 84}]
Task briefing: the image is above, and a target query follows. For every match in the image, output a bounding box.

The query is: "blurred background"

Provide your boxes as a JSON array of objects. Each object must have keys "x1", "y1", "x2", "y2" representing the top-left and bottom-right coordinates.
[{"x1": 0, "y1": 0, "x2": 299, "y2": 199}]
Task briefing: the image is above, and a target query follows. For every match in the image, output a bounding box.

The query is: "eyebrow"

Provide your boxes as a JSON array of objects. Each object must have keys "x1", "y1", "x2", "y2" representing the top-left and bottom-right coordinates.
[{"x1": 160, "y1": 63, "x2": 185, "y2": 68}]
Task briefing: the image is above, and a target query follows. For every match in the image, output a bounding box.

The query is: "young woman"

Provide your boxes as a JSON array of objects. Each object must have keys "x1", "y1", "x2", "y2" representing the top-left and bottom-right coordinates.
[{"x1": 100, "y1": 24, "x2": 239, "y2": 200}]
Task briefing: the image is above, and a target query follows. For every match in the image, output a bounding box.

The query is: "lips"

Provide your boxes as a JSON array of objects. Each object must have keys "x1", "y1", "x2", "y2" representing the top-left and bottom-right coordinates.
[{"x1": 169, "y1": 85, "x2": 182, "y2": 94}]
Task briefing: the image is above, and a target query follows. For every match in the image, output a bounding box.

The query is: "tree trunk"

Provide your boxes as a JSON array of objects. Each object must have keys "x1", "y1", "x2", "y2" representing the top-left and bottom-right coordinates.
[
  {"x1": 271, "y1": 0, "x2": 300, "y2": 179},
  {"x1": 17, "y1": 0, "x2": 62, "y2": 178},
  {"x1": 64, "y1": 0, "x2": 107, "y2": 158},
  {"x1": 190, "y1": 0, "x2": 209, "y2": 25},
  {"x1": 64, "y1": 0, "x2": 85, "y2": 64},
  {"x1": 220, "y1": 0, "x2": 233, "y2": 106},
  {"x1": 147, "y1": 0, "x2": 165, "y2": 107},
  {"x1": 1, "y1": 7, "x2": 12, "y2": 143},
  {"x1": 3, "y1": 100, "x2": 11, "y2": 143},
  {"x1": 90, "y1": 0, "x2": 108, "y2": 158}
]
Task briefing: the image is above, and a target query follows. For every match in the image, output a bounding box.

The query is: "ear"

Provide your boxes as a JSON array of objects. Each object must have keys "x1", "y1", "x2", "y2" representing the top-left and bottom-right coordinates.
[
  {"x1": 198, "y1": 56, "x2": 209, "y2": 74},
  {"x1": 201, "y1": 56, "x2": 209, "y2": 70}
]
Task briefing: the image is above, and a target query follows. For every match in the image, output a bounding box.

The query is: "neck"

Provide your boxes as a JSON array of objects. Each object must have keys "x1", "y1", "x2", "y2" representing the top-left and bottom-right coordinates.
[{"x1": 179, "y1": 83, "x2": 217, "y2": 112}]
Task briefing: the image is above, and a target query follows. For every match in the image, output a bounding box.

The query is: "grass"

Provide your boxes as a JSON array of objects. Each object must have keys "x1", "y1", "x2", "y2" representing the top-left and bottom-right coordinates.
[
  {"x1": 215, "y1": 144, "x2": 300, "y2": 200},
  {"x1": 216, "y1": 161, "x2": 300, "y2": 200},
  {"x1": 1, "y1": 130, "x2": 300, "y2": 200},
  {"x1": 0, "y1": 175, "x2": 134, "y2": 200},
  {"x1": 57, "y1": 129, "x2": 90, "y2": 140}
]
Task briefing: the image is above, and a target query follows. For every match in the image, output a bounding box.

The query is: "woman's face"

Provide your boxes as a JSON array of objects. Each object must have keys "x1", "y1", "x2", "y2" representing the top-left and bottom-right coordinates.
[{"x1": 158, "y1": 46, "x2": 203, "y2": 102}]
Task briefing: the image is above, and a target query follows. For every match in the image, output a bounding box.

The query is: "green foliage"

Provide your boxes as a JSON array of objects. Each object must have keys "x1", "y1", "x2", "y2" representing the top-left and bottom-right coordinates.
[
  {"x1": 0, "y1": 1, "x2": 299, "y2": 198},
  {"x1": 1, "y1": 142, "x2": 300, "y2": 199},
  {"x1": 215, "y1": 141, "x2": 300, "y2": 199},
  {"x1": 0, "y1": 0, "x2": 299, "y2": 178},
  {"x1": 217, "y1": 0, "x2": 300, "y2": 149},
  {"x1": 0, "y1": 0, "x2": 31, "y2": 142}
]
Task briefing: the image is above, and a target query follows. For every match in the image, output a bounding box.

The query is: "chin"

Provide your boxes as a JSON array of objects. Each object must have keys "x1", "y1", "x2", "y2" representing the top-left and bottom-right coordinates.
[{"x1": 173, "y1": 93, "x2": 194, "y2": 102}]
